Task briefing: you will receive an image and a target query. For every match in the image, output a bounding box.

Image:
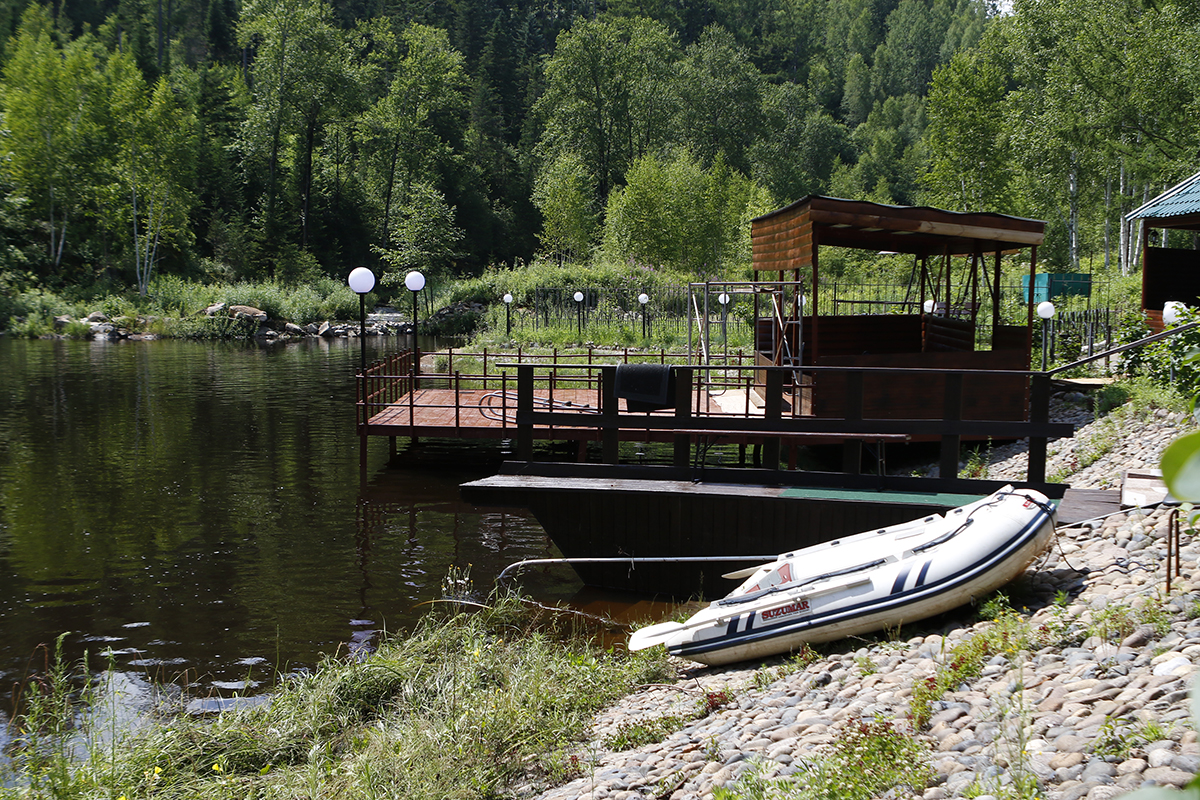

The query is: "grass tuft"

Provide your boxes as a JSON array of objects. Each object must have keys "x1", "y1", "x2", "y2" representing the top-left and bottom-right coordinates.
[{"x1": 1, "y1": 593, "x2": 674, "y2": 800}]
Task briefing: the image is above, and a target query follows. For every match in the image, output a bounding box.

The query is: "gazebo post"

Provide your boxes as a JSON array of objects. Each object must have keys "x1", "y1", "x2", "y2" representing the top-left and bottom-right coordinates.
[{"x1": 993, "y1": 249, "x2": 1002, "y2": 332}]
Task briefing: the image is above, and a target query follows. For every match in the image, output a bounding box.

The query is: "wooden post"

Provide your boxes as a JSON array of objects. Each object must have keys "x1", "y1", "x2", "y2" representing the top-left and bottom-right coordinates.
[
  {"x1": 939, "y1": 372, "x2": 963, "y2": 480},
  {"x1": 1028, "y1": 371, "x2": 1050, "y2": 484},
  {"x1": 601, "y1": 365, "x2": 618, "y2": 464},
  {"x1": 673, "y1": 367, "x2": 693, "y2": 467},
  {"x1": 842, "y1": 370, "x2": 863, "y2": 474},
  {"x1": 992, "y1": 249, "x2": 1002, "y2": 333},
  {"x1": 518, "y1": 364, "x2": 534, "y2": 460},
  {"x1": 763, "y1": 369, "x2": 783, "y2": 470}
]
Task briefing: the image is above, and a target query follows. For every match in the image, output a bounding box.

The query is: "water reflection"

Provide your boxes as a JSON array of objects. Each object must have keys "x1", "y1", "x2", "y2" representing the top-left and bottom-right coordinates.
[{"x1": 0, "y1": 337, "x2": 577, "y2": 714}]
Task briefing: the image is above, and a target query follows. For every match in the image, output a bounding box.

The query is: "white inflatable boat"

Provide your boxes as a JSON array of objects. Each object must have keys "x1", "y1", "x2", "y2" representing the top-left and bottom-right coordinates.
[{"x1": 628, "y1": 485, "x2": 1057, "y2": 666}]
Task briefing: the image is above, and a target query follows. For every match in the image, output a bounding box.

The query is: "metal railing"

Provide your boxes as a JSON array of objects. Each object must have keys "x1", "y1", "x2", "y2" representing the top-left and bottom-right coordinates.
[{"x1": 500, "y1": 362, "x2": 1070, "y2": 489}]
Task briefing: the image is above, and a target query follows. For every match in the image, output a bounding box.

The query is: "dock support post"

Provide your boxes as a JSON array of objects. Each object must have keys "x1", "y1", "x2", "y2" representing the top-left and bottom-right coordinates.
[
  {"x1": 841, "y1": 371, "x2": 864, "y2": 474},
  {"x1": 1028, "y1": 372, "x2": 1050, "y2": 484},
  {"x1": 601, "y1": 366, "x2": 619, "y2": 464},
  {"x1": 673, "y1": 368, "x2": 693, "y2": 467},
  {"x1": 939, "y1": 373, "x2": 963, "y2": 480},
  {"x1": 762, "y1": 370, "x2": 783, "y2": 470},
  {"x1": 518, "y1": 364, "x2": 534, "y2": 460}
]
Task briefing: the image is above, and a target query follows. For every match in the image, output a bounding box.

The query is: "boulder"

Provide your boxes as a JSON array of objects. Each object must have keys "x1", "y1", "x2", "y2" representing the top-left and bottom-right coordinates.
[
  {"x1": 204, "y1": 302, "x2": 227, "y2": 316},
  {"x1": 53, "y1": 315, "x2": 72, "y2": 331},
  {"x1": 86, "y1": 311, "x2": 109, "y2": 323},
  {"x1": 318, "y1": 321, "x2": 333, "y2": 337},
  {"x1": 284, "y1": 322, "x2": 305, "y2": 336},
  {"x1": 229, "y1": 305, "x2": 268, "y2": 323}
]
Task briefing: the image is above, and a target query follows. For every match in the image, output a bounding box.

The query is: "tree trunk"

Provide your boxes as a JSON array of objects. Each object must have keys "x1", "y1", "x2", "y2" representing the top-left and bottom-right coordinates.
[{"x1": 300, "y1": 105, "x2": 318, "y2": 248}]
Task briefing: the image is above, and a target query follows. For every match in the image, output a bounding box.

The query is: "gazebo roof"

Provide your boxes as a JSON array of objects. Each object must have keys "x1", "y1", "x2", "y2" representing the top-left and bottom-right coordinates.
[
  {"x1": 1129, "y1": 170, "x2": 1200, "y2": 229},
  {"x1": 751, "y1": 196, "x2": 1045, "y2": 271}
]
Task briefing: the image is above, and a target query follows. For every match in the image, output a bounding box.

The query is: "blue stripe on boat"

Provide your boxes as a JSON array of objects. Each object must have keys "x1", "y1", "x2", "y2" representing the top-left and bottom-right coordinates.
[{"x1": 915, "y1": 559, "x2": 932, "y2": 587}]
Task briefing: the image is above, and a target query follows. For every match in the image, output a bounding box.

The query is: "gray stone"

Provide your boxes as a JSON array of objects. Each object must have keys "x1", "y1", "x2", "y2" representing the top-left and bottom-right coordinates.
[{"x1": 230, "y1": 305, "x2": 268, "y2": 323}]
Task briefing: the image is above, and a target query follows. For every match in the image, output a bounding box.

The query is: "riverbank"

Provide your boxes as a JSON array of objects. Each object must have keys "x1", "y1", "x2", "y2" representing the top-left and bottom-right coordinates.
[{"x1": 525, "y1": 398, "x2": 1200, "y2": 800}]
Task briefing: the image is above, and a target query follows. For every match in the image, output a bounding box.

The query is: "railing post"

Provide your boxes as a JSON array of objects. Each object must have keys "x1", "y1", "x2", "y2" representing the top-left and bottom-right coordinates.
[
  {"x1": 601, "y1": 365, "x2": 619, "y2": 464},
  {"x1": 1028, "y1": 372, "x2": 1050, "y2": 484},
  {"x1": 763, "y1": 370, "x2": 783, "y2": 470},
  {"x1": 939, "y1": 372, "x2": 963, "y2": 480},
  {"x1": 673, "y1": 367, "x2": 693, "y2": 468},
  {"x1": 842, "y1": 370, "x2": 863, "y2": 474},
  {"x1": 518, "y1": 364, "x2": 534, "y2": 460}
]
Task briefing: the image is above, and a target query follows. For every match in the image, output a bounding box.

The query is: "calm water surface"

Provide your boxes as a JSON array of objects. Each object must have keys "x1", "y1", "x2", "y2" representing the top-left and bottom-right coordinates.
[{"x1": 0, "y1": 336, "x2": 591, "y2": 715}]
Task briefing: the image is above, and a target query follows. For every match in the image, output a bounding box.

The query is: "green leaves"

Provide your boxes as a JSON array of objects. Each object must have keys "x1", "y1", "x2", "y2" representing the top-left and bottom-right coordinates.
[
  {"x1": 602, "y1": 150, "x2": 772, "y2": 274},
  {"x1": 1163, "y1": 431, "x2": 1200, "y2": 504}
]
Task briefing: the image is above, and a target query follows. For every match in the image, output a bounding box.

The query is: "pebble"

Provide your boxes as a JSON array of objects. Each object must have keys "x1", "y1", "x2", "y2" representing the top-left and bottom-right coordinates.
[{"x1": 529, "y1": 399, "x2": 1200, "y2": 800}]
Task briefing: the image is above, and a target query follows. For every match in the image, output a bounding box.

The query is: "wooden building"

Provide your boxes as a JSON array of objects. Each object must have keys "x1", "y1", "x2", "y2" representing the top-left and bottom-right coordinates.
[
  {"x1": 751, "y1": 196, "x2": 1046, "y2": 422},
  {"x1": 1128, "y1": 170, "x2": 1200, "y2": 329}
]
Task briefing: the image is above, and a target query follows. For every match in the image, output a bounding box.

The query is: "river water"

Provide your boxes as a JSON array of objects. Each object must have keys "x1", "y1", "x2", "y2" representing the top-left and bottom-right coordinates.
[{"x1": 0, "y1": 336, "x2": 595, "y2": 719}]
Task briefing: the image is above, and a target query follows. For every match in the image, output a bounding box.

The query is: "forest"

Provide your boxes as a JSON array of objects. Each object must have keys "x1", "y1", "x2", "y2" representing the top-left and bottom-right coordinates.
[{"x1": 0, "y1": 0, "x2": 1198, "y2": 300}]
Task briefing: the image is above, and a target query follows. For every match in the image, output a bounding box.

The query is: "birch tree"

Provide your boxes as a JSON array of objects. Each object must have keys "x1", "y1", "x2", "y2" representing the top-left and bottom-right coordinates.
[
  {"x1": 0, "y1": 7, "x2": 106, "y2": 275},
  {"x1": 108, "y1": 50, "x2": 196, "y2": 294}
]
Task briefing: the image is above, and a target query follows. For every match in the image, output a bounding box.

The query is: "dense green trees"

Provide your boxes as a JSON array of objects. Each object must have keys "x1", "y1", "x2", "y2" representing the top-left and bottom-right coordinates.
[
  {"x1": 923, "y1": 0, "x2": 1200, "y2": 272},
  {"x1": 0, "y1": 0, "x2": 1195, "y2": 294}
]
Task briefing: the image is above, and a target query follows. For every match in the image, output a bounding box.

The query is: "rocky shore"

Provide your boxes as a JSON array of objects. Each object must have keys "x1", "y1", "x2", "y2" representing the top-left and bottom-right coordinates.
[
  {"x1": 530, "y1": 397, "x2": 1200, "y2": 800},
  {"x1": 30, "y1": 299, "x2": 491, "y2": 342}
]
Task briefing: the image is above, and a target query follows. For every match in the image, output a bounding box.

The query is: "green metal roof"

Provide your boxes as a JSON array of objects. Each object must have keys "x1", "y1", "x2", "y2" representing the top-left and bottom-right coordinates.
[{"x1": 1129, "y1": 169, "x2": 1200, "y2": 221}]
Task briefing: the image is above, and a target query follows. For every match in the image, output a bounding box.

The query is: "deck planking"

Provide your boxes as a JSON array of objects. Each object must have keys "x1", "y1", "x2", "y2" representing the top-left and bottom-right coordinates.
[{"x1": 362, "y1": 386, "x2": 871, "y2": 445}]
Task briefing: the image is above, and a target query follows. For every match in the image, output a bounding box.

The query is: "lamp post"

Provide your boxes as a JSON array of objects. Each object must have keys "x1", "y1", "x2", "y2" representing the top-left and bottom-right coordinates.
[
  {"x1": 1165, "y1": 302, "x2": 1185, "y2": 382},
  {"x1": 347, "y1": 266, "x2": 375, "y2": 372},
  {"x1": 573, "y1": 290, "x2": 584, "y2": 338},
  {"x1": 405, "y1": 270, "x2": 425, "y2": 374},
  {"x1": 718, "y1": 292, "x2": 730, "y2": 349},
  {"x1": 638, "y1": 292, "x2": 649, "y2": 339},
  {"x1": 1037, "y1": 300, "x2": 1056, "y2": 371},
  {"x1": 1164, "y1": 301, "x2": 1185, "y2": 326},
  {"x1": 503, "y1": 293, "x2": 513, "y2": 337}
]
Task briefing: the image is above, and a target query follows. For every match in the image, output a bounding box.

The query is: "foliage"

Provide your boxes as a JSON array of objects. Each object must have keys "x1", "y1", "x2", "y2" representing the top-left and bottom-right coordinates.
[
  {"x1": 0, "y1": 277, "x2": 369, "y2": 335},
  {"x1": 0, "y1": 593, "x2": 675, "y2": 799},
  {"x1": 713, "y1": 717, "x2": 932, "y2": 800},
  {"x1": 533, "y1": 153, "x2": 599, "y2": 262},
  {"x1": 602, "y1": 151, "x2": 773, "y2": 276},
  {"x1": 908, "y1": 610, "x2": 1065, "y2": 729},
  {"x1": 606, "y1": 715, "x2": 688, "y2": 751},
  {"x1": 1140, "y1": 307, "x2": 1200, "y2": 398}
]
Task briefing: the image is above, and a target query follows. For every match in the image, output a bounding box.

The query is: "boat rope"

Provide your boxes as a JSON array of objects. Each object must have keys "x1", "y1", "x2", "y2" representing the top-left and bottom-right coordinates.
[{"x1": 496, "y1": 554, "x2": 777, "y2": 584}]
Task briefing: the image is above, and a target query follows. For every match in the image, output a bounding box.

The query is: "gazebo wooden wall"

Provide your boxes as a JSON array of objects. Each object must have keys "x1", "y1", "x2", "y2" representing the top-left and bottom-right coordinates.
[{"x1": 750, "y1": 196, "x2": 1046, "y2": 422}]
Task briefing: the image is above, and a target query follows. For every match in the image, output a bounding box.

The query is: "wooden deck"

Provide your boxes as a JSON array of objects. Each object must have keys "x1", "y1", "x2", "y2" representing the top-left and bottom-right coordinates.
[
  {"x1": 358, "y1": 348, "x2": 1075, "y2": 487},
  {"x1": 362, "y1": 384, "x2": 892, "y2": 446}
]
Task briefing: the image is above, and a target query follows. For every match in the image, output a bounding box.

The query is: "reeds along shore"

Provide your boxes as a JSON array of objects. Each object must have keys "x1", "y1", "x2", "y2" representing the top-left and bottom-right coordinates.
[{"x1": 2, "y1": 595, "x2": 673, "y2": 800}]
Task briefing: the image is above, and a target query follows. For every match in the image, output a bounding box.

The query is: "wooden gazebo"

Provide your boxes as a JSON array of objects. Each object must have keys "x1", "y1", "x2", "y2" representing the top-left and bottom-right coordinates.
[
  {"x1": 750, "y1": 196, "x2": 1046, "y2": 422},
  {"x1": 1128, "y1": 170, "x2": 1200, "y2": 329}
]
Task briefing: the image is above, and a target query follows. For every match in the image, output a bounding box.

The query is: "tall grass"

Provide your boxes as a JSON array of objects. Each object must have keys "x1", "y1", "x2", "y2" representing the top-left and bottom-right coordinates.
[
  {"x1": 0, "y1": 276, "x2": 366, "y2": 336},
  {"x1": 1, "y1": 593, "x2": 673, "y2": 800}
]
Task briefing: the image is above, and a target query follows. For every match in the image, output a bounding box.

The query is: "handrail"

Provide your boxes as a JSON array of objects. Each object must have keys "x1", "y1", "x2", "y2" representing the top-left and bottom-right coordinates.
[
  {"x1": 1046, "y1": 320, "x2": 1200, "y2": 376},
  {"x1": 501, "y1": 361, "x2": 1067, "y2": 486}
]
